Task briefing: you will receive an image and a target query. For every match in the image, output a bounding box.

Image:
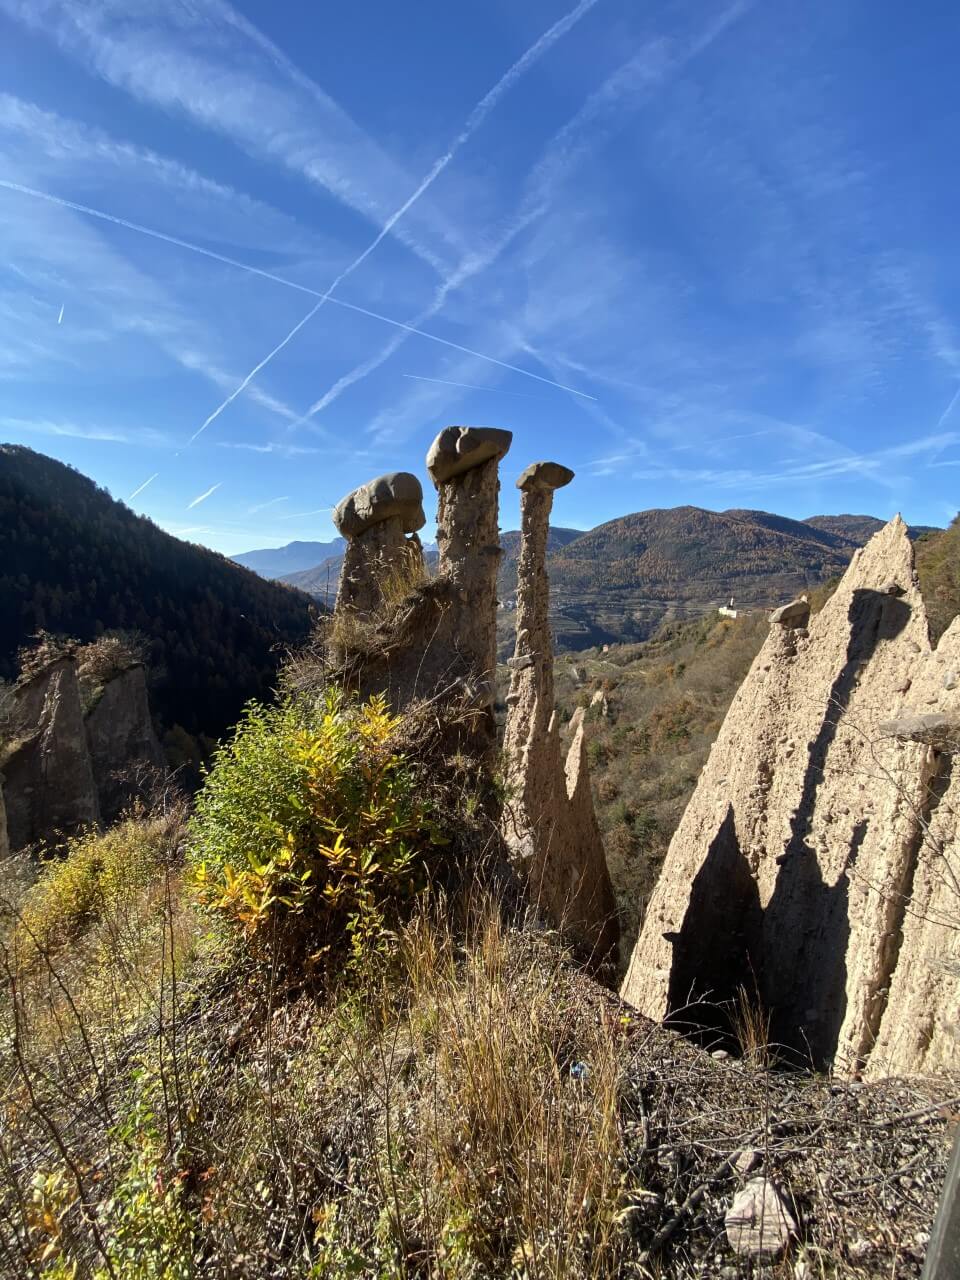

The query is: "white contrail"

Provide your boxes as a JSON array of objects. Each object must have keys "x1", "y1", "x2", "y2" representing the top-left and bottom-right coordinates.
[
  {"x1": 333, "y1": 0, "x2": 601, "y2": 286},
  {"x1": 403, "y1": 373, "x2": 552, "y2": 400},
  {"x1": 309, "y1": 295, "x2": 596, "y2": 399},
  {"x1": 187, "y1": 300, "x2": 323, "y2": 443},
  {"x1": 128, "y1": 472, "x2": 158, "y2": 500},
  {"x1": 248, "y1": 495, "x2": 290, "y2": 514},
  {"x1": 279, "y1": 507, "x2": 333, "y2": 519},
  {"x1": 187, "y1": 481, "x2": 222, "y2": 509},
  {"x1": 0, "y1": 177, "x2": 591, "y2": 399},
  {"x1": 57, "y1": 302, "x2": 64, "y2": 324},
  {"x1": 293, "y1": 0, "x2": 748, "y2": 426},
  {"x1": 181, "y1": 0, "x2": 602, "y2": 436}
]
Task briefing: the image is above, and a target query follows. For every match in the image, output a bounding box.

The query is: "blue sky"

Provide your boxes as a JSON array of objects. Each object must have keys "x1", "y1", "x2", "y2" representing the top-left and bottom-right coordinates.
[{"x1": 1, "y1": 0, "x2": 958, "y2": 555}]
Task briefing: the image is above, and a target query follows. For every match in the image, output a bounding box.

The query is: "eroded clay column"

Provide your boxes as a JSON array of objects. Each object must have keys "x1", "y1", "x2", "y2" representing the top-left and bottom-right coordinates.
[
  {"x1": 333, "y1": 472, "x2": 425, "y2": 617},
  {"x1": 501, "y1": 460, "x2": 619, "y2": 968},
  {"x1": 426, "y1": 426, "x2": 512, "y2": 682},
  {"x1": 505, "y1": 461, "x2": 574, "y2": 747}
]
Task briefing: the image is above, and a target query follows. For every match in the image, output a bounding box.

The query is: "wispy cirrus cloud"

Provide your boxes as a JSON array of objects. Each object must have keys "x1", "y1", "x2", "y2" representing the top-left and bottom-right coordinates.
[
  {"x1": 187, "y1": 481, "x2": 222, "y2": 509},
  {"x1": 0, "y1": 91, "x2": 316, "y2": 256},
  {"x1": 627, "y1": 432, "x2": 959, "y2": 493},
  {"x1": 0, "y1": 416, "x2": 170, "y2": 446},
  {"x1": 0, "y1": 0, "x2": 458, "y2": 273}
]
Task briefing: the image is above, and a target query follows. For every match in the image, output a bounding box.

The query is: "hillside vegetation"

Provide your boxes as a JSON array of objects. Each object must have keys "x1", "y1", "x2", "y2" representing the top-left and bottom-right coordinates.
[
  {"x1": 915, "y1": 513, "x2": 960, "y2": 643},
  {"x1": 0, "y1": 446, "x2": 315, "y2": 747},
  {"x1": 1, "y1": 669, "x2": 949, "y2": 1279}
]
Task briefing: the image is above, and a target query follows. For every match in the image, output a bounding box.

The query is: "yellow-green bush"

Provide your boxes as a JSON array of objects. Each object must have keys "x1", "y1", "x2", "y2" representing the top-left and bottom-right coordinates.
[
  {"x1": 17, "y1": 817, "x2": 173, "y2": 957},
  {"x1": 189, "y1": 688, "x2": 443, "y2": 969}
]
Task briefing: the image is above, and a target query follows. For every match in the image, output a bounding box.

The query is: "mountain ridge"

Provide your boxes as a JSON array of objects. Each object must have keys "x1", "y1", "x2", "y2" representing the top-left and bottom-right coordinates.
[
  {"x1": 264, "y1": 505, "x2": 938, "y2": 648},
  {"x1": 232, "y1": 538, "x2": 345, "y2": 578}
]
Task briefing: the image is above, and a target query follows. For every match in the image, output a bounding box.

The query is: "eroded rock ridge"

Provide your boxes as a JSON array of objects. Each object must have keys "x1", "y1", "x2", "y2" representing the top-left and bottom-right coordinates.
[
  {"x1": 621, "y1": 517, "x2": 959, "y2": 1078},
  {"x1": 2, "y1": 656, "x2": 164, "y2": 853}
]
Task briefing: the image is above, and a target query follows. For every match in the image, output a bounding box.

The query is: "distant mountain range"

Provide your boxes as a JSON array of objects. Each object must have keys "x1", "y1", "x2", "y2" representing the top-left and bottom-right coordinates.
[
  {"x1": 240, "y1": 508, "x2": 936, "y2": 648},
  {"x1": 232, "y1": 538, "x2": 345, "y2": 578},
  {"x1": 0, "y1": 446, "x2": 315, "y2": 743}
]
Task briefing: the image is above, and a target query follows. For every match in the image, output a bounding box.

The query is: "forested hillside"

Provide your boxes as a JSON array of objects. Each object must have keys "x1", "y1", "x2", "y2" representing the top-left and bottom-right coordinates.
[
  {"x1": 0, "y1": 446, "x2": 315, "y2": 746},
  {"x1": 915, "y1": 513, "x2": 960, "y2": 643}
]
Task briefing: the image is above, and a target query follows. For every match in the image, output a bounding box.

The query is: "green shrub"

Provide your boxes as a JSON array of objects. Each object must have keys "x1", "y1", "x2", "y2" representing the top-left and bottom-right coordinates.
[
  {"x1": 17, "y1": 817, "x2": 172, "y2": 957},
  {"x1": 189, "y1": 689, "x2": 443, "y2": 970}
]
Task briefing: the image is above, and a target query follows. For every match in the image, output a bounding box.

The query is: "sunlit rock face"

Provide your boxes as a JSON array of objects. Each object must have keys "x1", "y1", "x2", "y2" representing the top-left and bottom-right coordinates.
[{"x1": 622, "y1": 517, "x2": 959, "y2": 1078}]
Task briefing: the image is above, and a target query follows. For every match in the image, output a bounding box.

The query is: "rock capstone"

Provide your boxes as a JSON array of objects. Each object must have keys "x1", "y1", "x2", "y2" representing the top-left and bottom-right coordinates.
[
  {"x1": 516, "y1": 461, "x2": 575, "y2": 492},
  {"x1": 427, "y1": 426, "x2": 512, "y2": 485},
  {"x1": 333, "y1": 472, "x2": 425, "y2": 618},
  {"x1": 333, "y1": 471, "x2": 425, "y2": 538}
]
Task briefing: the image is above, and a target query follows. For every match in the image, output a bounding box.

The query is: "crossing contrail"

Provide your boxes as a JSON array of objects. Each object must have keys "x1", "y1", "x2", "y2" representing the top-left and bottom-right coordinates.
[
  {"x1": 0, "y1": 177, "x2": 593, "y2": 399},
  {"x1": 187, "y1": 300, "x2": 323, "y2": 444},
  {"x1": 402, "y1": 373, "x2": 554, "y2": 400},
  {"x1": 179, "y1": 0, "x2": 602, "y2": 435}
]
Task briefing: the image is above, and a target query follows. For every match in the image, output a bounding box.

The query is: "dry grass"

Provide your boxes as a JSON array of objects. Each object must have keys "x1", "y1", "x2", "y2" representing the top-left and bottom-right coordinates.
[
  {"x1": 0, "y1": 817, "x2": 953, "y2": 1278},
  {"x1": 729, "y1": 985, "x2": 775, "y2": 1071},
  {"x1": 378, "y1": 545, "x2": 431, "y2": 613}
]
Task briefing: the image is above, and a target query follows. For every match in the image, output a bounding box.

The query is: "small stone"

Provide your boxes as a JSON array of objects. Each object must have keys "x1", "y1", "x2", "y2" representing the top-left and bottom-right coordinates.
[
  {"x1": 879, "y1": 712, "x2": 958, "y2": 749},
  {"x1": 507, "y1": 653, "x2": 535, "y2": 671},
  {"x1": 712, "y1": 1049, "x2": 730, "y2": 1061},
  {"x1": 880, "y1": 580, "x2": 906, "y2": 596},
  {"x1": 944, "y1": 669, "x2": 958, "y2": 691},
  {"x1": 516, "y1": 460, "x2": 575, "y2": 492},
  {"x1": 725, "y1": 1177, "x2": 796, "y2": 1258},
  {"x1": 770, "y1": 599, "x2": 811, "y2": 628},
  {"x1": 427, "y1": 425, "x2": 513, "y2": 484}
]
